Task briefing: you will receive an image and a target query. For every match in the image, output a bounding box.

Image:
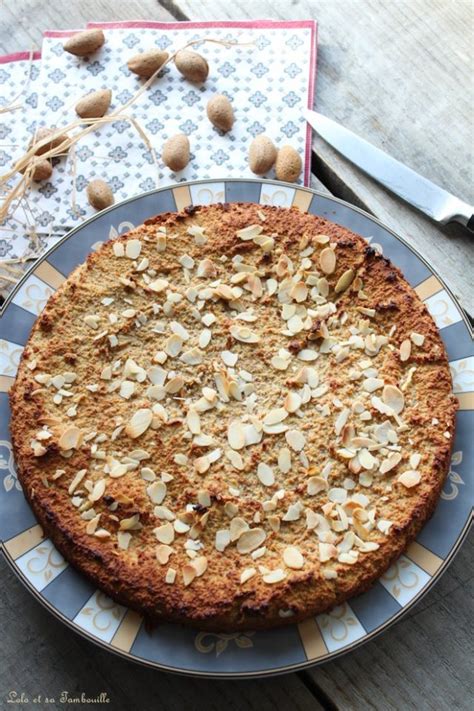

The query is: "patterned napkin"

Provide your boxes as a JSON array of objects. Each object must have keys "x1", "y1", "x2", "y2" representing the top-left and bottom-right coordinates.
[{"x1": 0, "y1": 20, "x2": 317, "y2": 295}]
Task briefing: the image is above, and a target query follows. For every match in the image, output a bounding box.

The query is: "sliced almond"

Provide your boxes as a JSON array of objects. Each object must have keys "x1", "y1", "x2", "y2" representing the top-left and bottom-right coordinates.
[
  {"x1": 335, "y1": 268, "x2": 355, "y2": 293},
  {"x1": 125, "y1": 408, "x2": 153, "y2": 438},
  {"x1": 382, "y1": 384, "x2": 405, "y2": 414},
  {"x1": 398, "y1": 470, "x2": 421, "y2": 488},
  {"x1": 257, "y1": 462, "x2": 275, "y2": 487},
  {"x1": 228, "y1": 419, "x2": 245, "y2": 450},
  {"x1": 319, "y1": 247, "x2": 336, "y2": 275},
  {"x1": 237, "y1": 528, "x2": 266, "y2": 554},
  {"x1": 125, "y1": 239, "x2": 142, "y2": 259},
  {"x1": 147, "y1": 480, "x2": 167, "y2": 504},
  {"x1": 156, "y1": 544, "x2": 173, "y2": 565},
  {"x1": 283, "y1": 545, "x2": 304, "y2": 570},
  {"x1": 399, "y1": 339, "x2": 411, "y2": 362},
  {"x1": 230, "y1": 517, "x2": 250, "y2": 541},
  {"x1": 240, "y1": 567, "x2": 256, "y2": 584},
  {"x1": 148, "y1": 278, "x2": 169, "y2": 293},
  {"x1": 307, "y1": 476, "x2": 327, "y2": 495},
  {"x1": 154, "y1": 522, "x2": 175, "y2": 544},
  {"x1": 262, "y1": 568, "x2": 287, "y2": 584},
  {"x1": 58, "y1": 426, "x2": 83, "y2": 451},
  {"x1": 264, "y1": 408, "x2": 288, "y2": 426},
  {"x1": 285, "y1": 429, "x2": 306, "y2": 452},
  {"x1": 284, "y1": 392, "x2": 301, "y2": 413},
  {"x1": 278, "y1": 447, "x2": 292, "y2": 473}
]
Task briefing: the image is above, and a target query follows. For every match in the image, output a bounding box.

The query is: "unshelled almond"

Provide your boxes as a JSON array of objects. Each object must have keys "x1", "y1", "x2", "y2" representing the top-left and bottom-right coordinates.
[
  {"x1": 249, "y1": 135, "x2": 277, "y2": 175},
  {"x1": 162, "y1": 134, "x2": 190, "y2": 172},
  {"x1": 127, "y1": 50, "x2": 169, "y2": 78},
  {"x1": 275, "y1": 145, "x2": 302, "y2": 183},
  {"x1": 87, "y1": 179, "x2": 114, "y2": 210},
  {"x1": 206, "y1": 94, "x2": 234, "y2": 132},
  {"x1": 29, "y1": 127, "x2": 69, "y2": 156},
  {"x1": 31, "y1": 158, "x2": 53, "y2": 182},
  {"x1": 63, "y1": 29, "x2": 105, "y2": 57},
  {"x1": 174, "y1": 50, "x2": 209, "y2": 83},
  {"x1": 75, "y1": 89, "x2": 112, "y2": 119}
]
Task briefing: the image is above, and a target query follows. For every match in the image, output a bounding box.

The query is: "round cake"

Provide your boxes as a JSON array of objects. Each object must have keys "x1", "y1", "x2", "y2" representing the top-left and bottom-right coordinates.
[{"x1": 10, "y1": 203, "x2": 457, "y2": 631}]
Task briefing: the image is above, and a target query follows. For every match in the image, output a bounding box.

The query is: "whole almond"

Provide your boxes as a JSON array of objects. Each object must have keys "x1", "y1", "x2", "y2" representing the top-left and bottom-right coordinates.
[
  {"x1": 63, "y1": 29, "x2": 105, "y2": 57},
  {"x1": 162, "y1": 134, "x2": 190, "y2": 172},
  {"x1": 127, "y1": 50, "x2": 169, "y2": 78},
  {"x1": 75, "y1": 89, "x2": 112, "y2": 119},
  {"x1": 275, "y1": 145, "x2": 302, "y2": 183},
  {"x1": 206, "y1": 94, "x2": 234, "y2": 132},
  {"x1": 29, "y1": 127, "x2": 69, "y2": 156},
  {"x1": 174, "y1": 50, "x2": 209, "y2": 83},
  {"x1": 248, "y1": 135, "x2": 277, "y2": 174},
  {"x1": 87, "y1": 179, "x2": 114, "y2": 210},
  {"x1": 21, "y1": 157, "x2": 53, "y2": 181}
]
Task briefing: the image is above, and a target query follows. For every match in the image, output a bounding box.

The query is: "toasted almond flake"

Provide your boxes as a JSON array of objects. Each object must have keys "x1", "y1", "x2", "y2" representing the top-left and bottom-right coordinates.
[
  {"x1": 230, "y1": 325, "x2": 260, "y2": 343},
  {"x1": 319, "y1": 247, "x2": 336, "y2": 275},
  {"x1": 271, "y1": 356, "x2": 290, "y2": 371},
  {"x1": 377, "y1": 519, "x2": 393, "y2": 534},
  {"x1": 149, "y1": 278, "x2": 169, "y2": 293},
  {"x1": 230, "y1": 517, "x2": 250, "y2": 541},
  {"x1": 379, "y1": 452, "x2": 402, "y2": 474},
  {"x1": 237, "y1": 224, "x2": 263, "y2": 240},
  {"x1": 165, "y1": 376, "x2": 184, "y2": 394},
  {"x1": 89, "y1": 479, "x2": 106, "y2": 502},
  {"x1": 410, "y1": 453, "x2": 422, "y2": 468},
  {"x1": 284, "y1": 391, "x2": 301, "y2": 413},
  {"x1": 59, "y1": 426, "x2": 83, "y2": 451},
  {"x1": 199, "y1": 329, "x2": 212, "y2": 348},
  {"x1": 278, "y1": 447, "x2": 292, "y2": 473},
  {"x1": 165, "y1": 567, "x2": 176, "y2": 584},
  {"x1": 382, "y1": 384, "x2": 405, "y2": 414},
  {"x1": 228, "y1": 419, "x2": 245, "y2": 450},
  {"x1": 221, "y1": 350, "x2": 238, "y2": 367},
  {"x1": 226, "y1": 449, "x2": 245, "y2": 470},
  {"x1": 282, "y1": 501, "x2": 304, "y2": 522},
  {"x1": 119, "y1": 380, "x2": 135, "y2": 399},
  {"x1": 117, "y1": 531, "x2": 132, "y2": 550},
  {"x1": 182, "y1": 564, "x2": 197, "y2": 586},
  {"x1": 191, "y1": 555, "x2": 208, "y2": 577},
  {"x1": 262, "y1": 568, "x2": 287, "y2": 584},
  {"x1": 285, "y1": 429, "x2": 306, "y2": 452},
  {"x1": 237, "y1": 528, "x2": 266, "y2": 554},
  {"x1": 125, "y1": 239, "x2": 142, "y2": 259},
  {"x1": 194, "y1": 455, "x2": 210, "y2": 474},
  {"x1": 319, "y1": 542, "x2": 337, "y2": 562},
  {"x1": 147, "y1": 480, "x2": 167, "y2": 504},
  {"x1": 120, "y1": 514, "x2": 141, "y2": 531},
  {"x1": 156, "y1": 544, "x2": 173, "y2": 565},
  {"x1": 125, "y1": 408, "x2": 153, "y2": 438},
  {"x1": 328, "y1": 487, "x2": 347, "y2": 503},
  {"x1": 68, "y1": 468, "x2": 87, "y2": 495},
  {"x1": 290, "y1": 281, "x2": 308, "y2": 303},
  {"x1": 335, "y1": 268, "x2": 355, "y2": 293},
  {"x1": 362, "y1": 377, "x2": 384, "y2": 393},
  {"x1": 94, "y1": 528, "x2": 111, "y2": 540},
  {"x1": 240, "y1": 567, "x2": 256, "y2": 584},
  {"x1": 297, "y1": 349, "x2": 318, "y2": 362},
  {"x1": 334, "y1": 408, "x2": 350, "y2": 436},
  {"x1": 215, "y1": 529, "x2": 231, "y2": 552},
  {"x1": 257, "y1": 462, "x2": 275, "y2": 487},
  {"x1": 174, "y1": 519, "x2": 191, "y2": 534},
  {"x1": 283, "y1": 546, "x2": 304, "y2": 570},
  {"x1": 186, "y1": 409, "x2": 201, "y2": 435},
  {"x1": 113, "y1": 242, "x2": 125, "y2": 257},
  {"x1": 400, "y1": 339, "x2": 412, "y2": 362},
  {"x1": 164, "y1": 335, "x2": 183, "y2": 358},
  {"x1": 197, "y1": 490, "x2": 211, "y2": 507},
  {"x1": 264, "y1": 408, "x2": 288, "y2": 426},
  {"x1": 307, "y1": 476, "x2": 327, "y2": 495},
  {"x1": 359, "y1": 448, "x2": 377, "y2": 470},
  {"x1": 398, "y1": 470, "x2": 421, "y2": 488},
  {"x1": 154, "y1": 522, "x2": 175, "y2": 544},
  {"x1": 411, "y1": 332, "x2": 425, "y2": 346}
]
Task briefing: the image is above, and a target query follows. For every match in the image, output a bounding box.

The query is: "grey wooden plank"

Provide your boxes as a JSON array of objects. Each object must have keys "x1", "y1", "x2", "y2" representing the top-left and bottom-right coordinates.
[
  {"x1": 0, "y1": 554, "x2": 323, "y2": 711},
  {"x1": 0, "y1": 0, "x2": 174, "y2": 53},
  {"x1": 175, "y1": 0, "x2": 474, "y2": 311}
]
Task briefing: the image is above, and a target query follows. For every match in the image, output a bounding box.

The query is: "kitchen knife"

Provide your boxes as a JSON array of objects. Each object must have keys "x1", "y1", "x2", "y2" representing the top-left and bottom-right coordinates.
[{"x1": 304, "y1": 109, "x2": 474, "y2": 231}]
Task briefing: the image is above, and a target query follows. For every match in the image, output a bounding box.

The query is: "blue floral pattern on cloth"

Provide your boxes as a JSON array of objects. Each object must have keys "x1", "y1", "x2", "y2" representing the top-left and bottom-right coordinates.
[{"x1": 0, "y1": 22, "x2": 316, "y2": 295}]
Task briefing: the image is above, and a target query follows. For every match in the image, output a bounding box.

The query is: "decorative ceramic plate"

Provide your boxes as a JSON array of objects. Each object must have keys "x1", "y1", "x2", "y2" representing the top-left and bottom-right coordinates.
[{"x1": 1, "y1": 179, "x2": 472, "y2": 678}]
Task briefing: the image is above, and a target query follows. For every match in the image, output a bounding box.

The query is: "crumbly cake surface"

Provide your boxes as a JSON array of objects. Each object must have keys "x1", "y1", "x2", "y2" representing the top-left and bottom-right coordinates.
[{"x1": 10, "y1": 203, "x2": 457, "y2": 631}]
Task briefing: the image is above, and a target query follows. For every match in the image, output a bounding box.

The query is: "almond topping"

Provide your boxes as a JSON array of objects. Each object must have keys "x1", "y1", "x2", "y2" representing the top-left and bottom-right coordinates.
[
  {"x1": 398, "y1": 470, "x2": 421, "y2": 488},
  {"x1": 283, "y1": 546, "x2": 304, "y2": 569},
  {"x1": 319, "y1": 247, "x2": 336, "y2": 275},
  {"x1": 125, "y1": 408, "x2": 153, "y2": 438},
  {"x1": 237, "y1": 528, "x2": 266, "y2": 554}
]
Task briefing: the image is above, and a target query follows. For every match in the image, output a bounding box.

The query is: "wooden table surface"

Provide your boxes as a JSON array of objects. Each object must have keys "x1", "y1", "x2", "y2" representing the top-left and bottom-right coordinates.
[{"x1": 0, "y1": 1, "x2": 472, "y2": 710}]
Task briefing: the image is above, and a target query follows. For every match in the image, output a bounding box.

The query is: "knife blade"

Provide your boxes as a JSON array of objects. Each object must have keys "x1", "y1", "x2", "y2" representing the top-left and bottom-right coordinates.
[{"x1": 304, "y1": 109, "x2": 474, "y2": 231}]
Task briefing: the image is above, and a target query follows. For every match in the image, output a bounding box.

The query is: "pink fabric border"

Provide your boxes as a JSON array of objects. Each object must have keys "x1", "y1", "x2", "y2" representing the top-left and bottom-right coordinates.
[
  {"x1": 87, "y1": 19, "x2": 317, "y2": 186},
  {"x1": 0, "y1": 51, "x2": 41, "y2": 64},
  {"x1": 43, "y1": 30, "x2": 81, "y2": 38}
]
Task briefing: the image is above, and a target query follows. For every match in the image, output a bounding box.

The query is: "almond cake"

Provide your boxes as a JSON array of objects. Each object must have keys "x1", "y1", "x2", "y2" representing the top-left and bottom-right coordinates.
[{"x1": 10, "y1": 203, "x2": 457, "y2": 630}]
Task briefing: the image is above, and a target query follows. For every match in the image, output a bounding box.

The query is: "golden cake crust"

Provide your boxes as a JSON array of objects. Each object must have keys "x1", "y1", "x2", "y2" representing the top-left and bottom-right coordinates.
[{"x1": 10, "y1": 203, "x2": 457, "y2": 630}]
